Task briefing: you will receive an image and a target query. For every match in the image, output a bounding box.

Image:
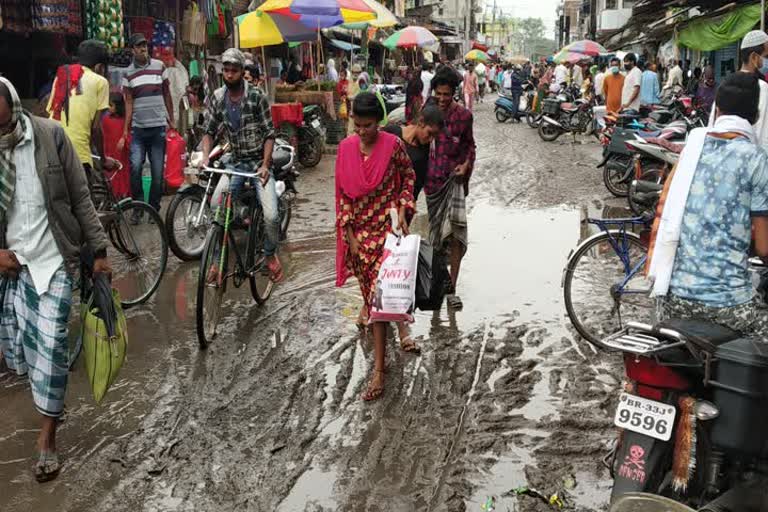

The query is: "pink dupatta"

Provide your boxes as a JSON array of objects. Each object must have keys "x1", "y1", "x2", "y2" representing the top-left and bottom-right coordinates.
[{"x1": 335, "y1": 130, "x2": 399, "y2": 287}]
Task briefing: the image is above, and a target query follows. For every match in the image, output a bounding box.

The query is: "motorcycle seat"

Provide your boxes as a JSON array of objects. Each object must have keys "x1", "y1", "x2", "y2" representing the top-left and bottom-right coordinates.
[
  {"x1": 637, "y1": 130, "x2": 662, "y2": 138},
  {"x1": 657, "y1": 318, "x2": 741, "y2": 353}
]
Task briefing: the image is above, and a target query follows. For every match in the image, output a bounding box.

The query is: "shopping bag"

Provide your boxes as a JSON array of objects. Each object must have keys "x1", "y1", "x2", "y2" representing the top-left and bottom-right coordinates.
[
  {"x1": 165, "y1": 128, "x2": 187, "y2": 189},
  {"x1": 415, "y1": 240, "x2": 448, "y2": 311},
  {"x1": 369, "y1": 231, "x2": 421, "y2": 323},
  {"x1": 80, "y1": 273, "x2": 128, "y2": 404}
]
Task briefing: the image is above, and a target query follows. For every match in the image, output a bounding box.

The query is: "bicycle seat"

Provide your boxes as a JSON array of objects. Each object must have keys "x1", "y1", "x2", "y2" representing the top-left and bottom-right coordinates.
[{"x1": 657, "y1": 318, "x2": 741, "y2": 353}]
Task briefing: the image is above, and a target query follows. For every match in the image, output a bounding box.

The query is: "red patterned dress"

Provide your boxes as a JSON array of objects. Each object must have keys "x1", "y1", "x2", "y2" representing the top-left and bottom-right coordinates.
[{"x1": 337, "y1": 142, "x2": 416, "y2": 308}]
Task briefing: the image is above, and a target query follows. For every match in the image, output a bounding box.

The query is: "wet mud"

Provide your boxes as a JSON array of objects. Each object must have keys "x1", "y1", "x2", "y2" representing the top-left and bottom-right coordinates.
[{"x1": 1, "y1": 98, "x2": 629, "y2": 511}]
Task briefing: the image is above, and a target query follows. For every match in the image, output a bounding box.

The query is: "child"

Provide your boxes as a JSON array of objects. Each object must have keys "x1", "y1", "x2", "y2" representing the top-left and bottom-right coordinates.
[{"x1": 101, "y1": 93, "x2": 131, "y2": 199}]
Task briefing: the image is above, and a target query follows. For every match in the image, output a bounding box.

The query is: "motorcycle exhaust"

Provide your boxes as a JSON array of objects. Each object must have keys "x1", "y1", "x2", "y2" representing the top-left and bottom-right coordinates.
[
  {"x1": 541, "y1": 116, "x2": 564, "y2": 129},
  {"x1": 698, "y1": 481, "x2": 768, "y2": 512}
]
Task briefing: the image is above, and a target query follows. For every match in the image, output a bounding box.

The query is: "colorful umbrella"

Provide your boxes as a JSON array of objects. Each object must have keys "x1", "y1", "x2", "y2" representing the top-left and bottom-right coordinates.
[
  {"x1": 553, "y1": 48, "x2": 593, "y2": 64},
  {"x1": 237, "y1": 10, "x2": 319, "y2": 47},
  {"x1": 465, "y1": 49, "x2": 489, "y2": 61},
  {"x1": 258, "y1": 0, "x2": 376, "y2": 25},
  {"x1": 382, "y1": 26, "x2": 438, "y2": 49},
  {"x1": 562, "y1": 40, "x2": 609, "y2": 56},
  {"x1": 342, "y1": 0, "x2": 397, "y2": 29}
]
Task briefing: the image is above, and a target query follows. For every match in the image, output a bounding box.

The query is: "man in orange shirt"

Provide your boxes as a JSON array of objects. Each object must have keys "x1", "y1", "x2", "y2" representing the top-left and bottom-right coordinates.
[{"x1": 602, "y1": 57, "x2": 625, "y2": 113}]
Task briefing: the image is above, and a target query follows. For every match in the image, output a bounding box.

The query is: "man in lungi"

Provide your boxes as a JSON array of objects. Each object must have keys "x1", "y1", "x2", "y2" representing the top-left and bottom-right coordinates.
[
  {"x1": 0, "y1": 77, "x2": 110, "y2": 482},
  {"x1": 425, "y1": 67, "x2": 476, "y2": 310}
]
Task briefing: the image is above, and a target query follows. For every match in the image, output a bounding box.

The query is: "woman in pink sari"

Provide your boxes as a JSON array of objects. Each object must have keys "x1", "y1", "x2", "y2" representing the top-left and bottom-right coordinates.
[
  {"x1": 336, "y1": 92, "x2": 417, "y2": 401},
  {"x1": 462, "y1": 65, "x2": 479, "y2": 111}
]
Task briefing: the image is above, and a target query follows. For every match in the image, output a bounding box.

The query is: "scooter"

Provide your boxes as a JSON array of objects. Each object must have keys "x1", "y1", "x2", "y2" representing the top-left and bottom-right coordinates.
[
  {"x1": 494, "y1": 81, "x2": 535, "y2": 123},
  {"x1": 602, "y1": 319, "x2": 768, "y2": 511}
]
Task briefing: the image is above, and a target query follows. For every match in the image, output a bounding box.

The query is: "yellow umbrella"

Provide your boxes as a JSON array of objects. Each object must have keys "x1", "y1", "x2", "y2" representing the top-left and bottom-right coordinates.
[
  {"x1": 237, "y1": 10, "x2": 318, "y2": 48},
  {"x1": 465, "y1": 49, "x2": 489, "y2": 61},
  {"x1": 342, "y1": 0, "x2": 398, "y2": 29}
]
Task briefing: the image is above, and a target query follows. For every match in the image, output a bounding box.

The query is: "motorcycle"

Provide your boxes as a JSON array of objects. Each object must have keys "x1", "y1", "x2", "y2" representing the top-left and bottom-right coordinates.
[
  {"x1": 165, "y1": 139, "x2": 298, "y2": 261},
  {"x1": 296, "y1": 104, "x2": 325, "y2": 168},
  {"x1": 494, "y1": 80, "x2": 535, "y2": 123},
  {"x1": 625, "y1": 138, "x2": 682, "y2": 219},
  {"x1": 538, "y1": 94, "x2": 594, "y2": 142},
  {"x1": 602, "y1": 318, "x2": 768, "y2": 511},
  {"x1": 598, "y1": 118, "x2": 687, "y2": 197},
  {"x1": 527, "y1": 84, "x2": 578, "y2": 129},
  {"x1": 379, "y1": 84, "x2": 406, "y2": 113}
]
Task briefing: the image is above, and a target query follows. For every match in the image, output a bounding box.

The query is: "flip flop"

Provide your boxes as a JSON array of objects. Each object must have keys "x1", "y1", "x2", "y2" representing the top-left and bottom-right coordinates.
[
  {"x1": 361, "y1": 370, "x2": 385, "y2": 401},
  {"x1": 400, "y1": 335, "x2": 421, "y2": 354},
  {"x1": 34, "y1": 451, "x2": 60, "y2": 483},
  {"x1": 447, "y1": 294, "x2": 464, "y2": 310},
  {"x1": 267, "y1": 258, "x2": 285, "y2": 283}
]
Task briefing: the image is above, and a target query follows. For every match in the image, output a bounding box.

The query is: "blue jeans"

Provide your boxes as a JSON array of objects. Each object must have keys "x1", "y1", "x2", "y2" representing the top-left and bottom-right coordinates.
[
  {"x1": 228, "y1": 162, "x2": 280, "y2": 258},
  {"x1": 510, "y1": 92, "x2": 522, "y2": 118},
  {"x1": 130, "y1": 126, "x2": 166, "y2": 211}
]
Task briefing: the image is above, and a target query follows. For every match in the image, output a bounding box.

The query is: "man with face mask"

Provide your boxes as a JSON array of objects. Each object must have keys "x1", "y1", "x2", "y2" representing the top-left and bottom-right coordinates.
[
  {"x1": 621, "y1": 53, "x2": 642, "y2": 111},
  {"x1": 47, "y1": 40, "x2": 115, "y2": 178},
  {"x1": 200, "y1": 48, "x2": 284, "y2": 283},
  {"x1": 120, "y1": 33, "x2": 175, "y2": 222},
  {"x1": 706, "y1": 31, "x2": 768, "y2": 146},
  {"x1": 602, "y1": 57, "x2": 625, "y2": 113}
]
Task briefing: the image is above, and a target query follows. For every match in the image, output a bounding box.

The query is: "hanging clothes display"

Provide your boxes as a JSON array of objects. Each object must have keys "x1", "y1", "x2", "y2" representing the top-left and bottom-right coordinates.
[
  {"x1": 129, "y1": 16, "x2": 155, "y2": 43},
  {"x1": 182, "y1": 1, "x2": 207, "y2": 46},
  {"x1": 32, "y1": 0, "x2": 69, "y2": 33},
  {"x1": 86, "y1": 0, "x2": 124, "y2": 51},
  {"x1": 151, "y1": 20, "x2": 176, "y2": 66},
  {"x1": 67, "y1": 0, "x2": 82, "y2": 36}
]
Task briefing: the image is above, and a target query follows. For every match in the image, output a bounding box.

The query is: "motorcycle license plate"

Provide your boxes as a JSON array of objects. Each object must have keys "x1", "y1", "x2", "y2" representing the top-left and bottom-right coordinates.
[
  {"x1": 614, "y1": 393, "x2": 676, "y2": 442},
  {"x1": 311, "y1": 119, "x2": 321, "y2": 129}
]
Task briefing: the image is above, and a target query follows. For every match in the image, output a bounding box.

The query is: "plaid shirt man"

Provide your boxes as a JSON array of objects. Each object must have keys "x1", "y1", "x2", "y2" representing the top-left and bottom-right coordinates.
[{"x1": 203, "y1": 80, "x2": 275, "y2": 163}]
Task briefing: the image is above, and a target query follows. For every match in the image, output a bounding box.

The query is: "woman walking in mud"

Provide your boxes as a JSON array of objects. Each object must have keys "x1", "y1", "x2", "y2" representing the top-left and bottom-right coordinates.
[{"x1": 335, "y1": 92, "x2": 418, "y2": 401}]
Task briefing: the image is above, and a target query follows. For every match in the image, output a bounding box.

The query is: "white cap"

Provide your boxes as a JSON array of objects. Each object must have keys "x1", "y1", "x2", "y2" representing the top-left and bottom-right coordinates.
[{"x1": 742, "y1": 30, "x2": 768, "y2": 50}]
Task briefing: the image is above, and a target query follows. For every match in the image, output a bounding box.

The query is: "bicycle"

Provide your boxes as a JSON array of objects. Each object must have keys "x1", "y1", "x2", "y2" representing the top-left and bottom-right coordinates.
[
  {"x1": 195, "y1": 166, "x2": 276, "y2": 349},
  {"x1": 562, "y1": 217, "x2": 654, "y2": 348},
  {"x1": 90, "y1": 156, "x2": 169, "y2": 308}
]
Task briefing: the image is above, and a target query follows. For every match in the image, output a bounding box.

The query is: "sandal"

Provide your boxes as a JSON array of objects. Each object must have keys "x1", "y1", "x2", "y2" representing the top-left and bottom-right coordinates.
[
  {"x1": 446, "y1": 294, "x2": 464, "y2": 310},
  {"x1": 34, "y1": 451, "x2": 60, "y2": 483},
  {"x1": 361, "y1": 370, "x2": 385, "y2": 401},
  {"x1": 399, "y1": 335, "x2": 421, "y2": 354},
  {"x1": 267, "y1": 257, "x2": 285, "y2": 283}
]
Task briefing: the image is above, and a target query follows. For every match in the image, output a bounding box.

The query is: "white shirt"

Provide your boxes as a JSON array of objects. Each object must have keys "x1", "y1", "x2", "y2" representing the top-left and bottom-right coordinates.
[
  {"x1": 503, "y1": 70, "x2": 512, "y2": 89},
  {"x1": 594, "y1": 72, "x2": 605, "y2": 97},
  {"x1": 622, "y1": 67, "x2": 643, "y2": 111},
  {"x1": 666, "y1": 65, "x2": 683, "y2": 89},
  {"x1": 421, "y1": 70, "x2": 434, "y2": 101},
  {"x1": 572, "y1": 65, "x2": 583, "y2": 87},
  {"x1": 552, "y1": 64, "x2": 568, "y2": 92},
  {"x1": 6, "y1": 115, "x2": 64, "y2": 295}
]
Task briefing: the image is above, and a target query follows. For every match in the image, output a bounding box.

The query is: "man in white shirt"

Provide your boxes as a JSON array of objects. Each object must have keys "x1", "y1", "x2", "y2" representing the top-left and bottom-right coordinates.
[
  {"x1": 502, "y1": 65, "x2": 513, "y2": 93},
  {"x1": 621, "y1": 53, "x2": 643, "y2": 111},
  {"x1": 664, "y1": 58, "x2": 684, "y2": 92},
  {"x1": 594, "y1": 63, "x2": 607, "y2": 101},
  {"x1": 571, "y1": 63, "x2": 584, "y2": 88},
  {"x1": 551, "y1": 62, "x2": 568, "y2": 93},
  {"x1": 713, "y1": 30, "x2": 768, "y2": 148},
  {"x1": 421, "y1": 63, "x2": 435, "y2": 102}
]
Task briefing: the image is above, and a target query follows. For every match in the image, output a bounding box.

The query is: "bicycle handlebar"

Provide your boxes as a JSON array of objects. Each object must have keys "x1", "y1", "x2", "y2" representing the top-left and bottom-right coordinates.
[{"x1": 90, "y1": 154, "x2": 124, "y2": 171}]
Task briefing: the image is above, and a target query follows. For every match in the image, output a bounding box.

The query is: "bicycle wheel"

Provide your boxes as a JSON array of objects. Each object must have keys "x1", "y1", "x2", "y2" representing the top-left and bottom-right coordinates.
[
  {"x1": 246, "y1": 207, "x2": 274, "y2": 305},
  {"x1": 196, "y1": 225, "x2": 227, "y2": 349},
  {"x1": 166, "y1": 187, "x2": 210, "y2": 261},
  {"x1": 563, "y1": 231, "x2": 654, "y2": 349},
  {"x1": 109, "y1": 201, "x2": 168, "y2": 308}
]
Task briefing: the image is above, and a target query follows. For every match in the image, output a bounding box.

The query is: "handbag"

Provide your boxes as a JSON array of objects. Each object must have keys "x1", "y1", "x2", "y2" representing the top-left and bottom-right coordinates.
[
  {"x1": 80, "y1": 273, "x2": 128, "y2": 403},
  {"x1": 415, "y1": 241, "x2": 448, "y2": 311}
]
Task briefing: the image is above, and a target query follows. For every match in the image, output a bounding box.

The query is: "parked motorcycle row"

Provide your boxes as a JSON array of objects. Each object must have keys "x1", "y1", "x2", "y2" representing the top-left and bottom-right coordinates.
[{"x1": 598, "y1": 95, "x2": 707, "y2": 217}]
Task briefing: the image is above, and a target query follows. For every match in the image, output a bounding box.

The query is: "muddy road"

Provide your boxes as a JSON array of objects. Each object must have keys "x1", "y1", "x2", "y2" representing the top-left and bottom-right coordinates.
[{"x1": 1, "y1": 98, "x2": 627, "y2": 511}]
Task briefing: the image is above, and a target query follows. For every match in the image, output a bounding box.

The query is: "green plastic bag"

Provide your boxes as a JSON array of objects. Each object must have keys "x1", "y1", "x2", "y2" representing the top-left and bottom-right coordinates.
[{"x1": 80, "y1": 288, "x2": 128, "y2": 403}]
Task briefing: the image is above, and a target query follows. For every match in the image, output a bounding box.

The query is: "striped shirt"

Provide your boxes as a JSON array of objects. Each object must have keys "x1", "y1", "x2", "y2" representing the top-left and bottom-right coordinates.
[{"x1": 122, "y1": 58, "x2": 169, "y2": 129}]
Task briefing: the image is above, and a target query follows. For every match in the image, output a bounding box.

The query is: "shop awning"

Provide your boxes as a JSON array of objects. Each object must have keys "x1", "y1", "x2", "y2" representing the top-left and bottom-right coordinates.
[
  {"x1": 330, "y1": 39, "x2": 361, "y2": 51},
  {"x1": 441, "y1": 36, "x2": 464, "y2": 45},
  {"x1": 678, "y1": 2, "x2": 761, "y2": 50}
]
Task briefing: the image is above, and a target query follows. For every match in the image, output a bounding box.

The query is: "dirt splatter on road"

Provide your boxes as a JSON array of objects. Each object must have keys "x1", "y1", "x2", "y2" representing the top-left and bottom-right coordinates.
[{"x1": 0, "y1": 99, "x2": 627, "y2": 511}]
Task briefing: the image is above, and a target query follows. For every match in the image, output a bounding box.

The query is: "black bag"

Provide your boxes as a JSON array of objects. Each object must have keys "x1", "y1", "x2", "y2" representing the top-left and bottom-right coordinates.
[{"x1": 415, "y1": 241, "x2": 448, "y2": 311}]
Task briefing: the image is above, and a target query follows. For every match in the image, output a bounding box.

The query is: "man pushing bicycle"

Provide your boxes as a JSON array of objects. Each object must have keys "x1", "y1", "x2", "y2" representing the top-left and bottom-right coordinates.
[{"x1": 200, "y1": 48, "x2": 284, "y2": 282}]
